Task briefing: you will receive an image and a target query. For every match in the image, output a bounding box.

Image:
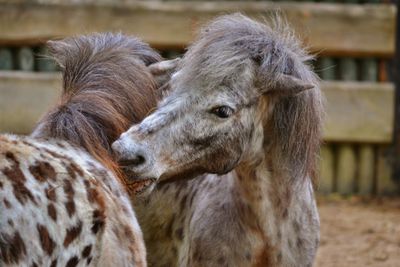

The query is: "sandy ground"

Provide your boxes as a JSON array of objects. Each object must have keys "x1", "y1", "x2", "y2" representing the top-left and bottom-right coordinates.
[{"x1": 315, "y1": 196, "x2": 400, "y2": 267}]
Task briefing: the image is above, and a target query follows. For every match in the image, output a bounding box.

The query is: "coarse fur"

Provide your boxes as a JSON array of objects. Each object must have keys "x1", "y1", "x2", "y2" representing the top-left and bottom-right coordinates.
[
  {"x1": 1, "y1": 33, "x2": 161, "y2": 266},
  {"x1": 32, "y1": 33, "x2": 160, "y2": 188},
  {"x1": 114, "y1": 14, "x2": 322, "y2": 267},
  {"x1": 0, "y1": 135, "x2": 145, "y2": 266}
]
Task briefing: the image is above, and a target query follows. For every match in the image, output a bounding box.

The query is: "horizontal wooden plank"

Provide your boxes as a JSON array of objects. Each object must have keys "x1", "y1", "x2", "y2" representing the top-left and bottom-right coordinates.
[
  {"x1": 323, "y1": 81, "x2": 394, "y2": 143},
  {"x1": 0, "y1": 72, "x2": 395, "y2": 142},
  {"x1": 0, "y1": 1, "x2": 395, "y2": 56},
  {"x1": 0, "y1": 71, "x2": 61, "y2": 134}
]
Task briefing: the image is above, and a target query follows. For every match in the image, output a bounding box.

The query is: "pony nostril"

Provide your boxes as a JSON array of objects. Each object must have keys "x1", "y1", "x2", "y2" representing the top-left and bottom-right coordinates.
[
  {"x1": 135, "y1": 155, "x2": 145, "y2": 165},
  {"x1": 118, "y1": 154, "x2": 146, "y2": 167}
]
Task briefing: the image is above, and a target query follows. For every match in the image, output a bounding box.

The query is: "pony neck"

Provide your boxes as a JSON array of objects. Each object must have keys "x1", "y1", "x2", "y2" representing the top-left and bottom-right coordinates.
[{"x1": 233, "y1": 153, "x2": 313, "y2": 225}]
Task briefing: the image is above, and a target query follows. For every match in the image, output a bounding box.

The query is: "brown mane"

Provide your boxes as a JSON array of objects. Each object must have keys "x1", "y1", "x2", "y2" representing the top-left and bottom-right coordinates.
[{"x1": 32, "y1": 33, "x2": 161, "y2": 179}]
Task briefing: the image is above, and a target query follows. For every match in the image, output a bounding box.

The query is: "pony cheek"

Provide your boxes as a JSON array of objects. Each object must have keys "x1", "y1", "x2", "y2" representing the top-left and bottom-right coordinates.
[{"x1": 205, "y1": 146, "x2": 242, "y2": 175}]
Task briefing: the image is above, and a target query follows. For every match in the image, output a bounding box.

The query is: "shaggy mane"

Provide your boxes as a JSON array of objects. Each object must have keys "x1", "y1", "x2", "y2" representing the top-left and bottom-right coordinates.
[
  {"x1": 181, "y1": 14, "x2": 323, "y2": 181},
  {"x1": 32, "y1": 33, "x2": 161, "y2": 178}
]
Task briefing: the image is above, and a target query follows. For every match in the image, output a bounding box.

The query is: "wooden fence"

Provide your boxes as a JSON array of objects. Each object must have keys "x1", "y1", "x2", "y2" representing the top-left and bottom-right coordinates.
[{"x1": 0, "y1": 0, "x2": 397, "y2": 194}]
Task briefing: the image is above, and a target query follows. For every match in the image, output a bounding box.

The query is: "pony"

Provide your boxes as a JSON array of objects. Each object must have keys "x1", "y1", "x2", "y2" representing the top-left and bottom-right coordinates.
[
  {"x1": 1, "y1": 33, "x2": 161, "y2": 266},
  {"x1": 113, "y1": 14, "x2": 323, "y2": 267}
]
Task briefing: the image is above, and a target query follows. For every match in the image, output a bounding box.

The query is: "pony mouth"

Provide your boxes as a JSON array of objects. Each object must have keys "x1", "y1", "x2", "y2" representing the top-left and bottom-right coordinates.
[
  {"x1": 118, "y1": 164, "x2": 158, "y2": 194},
  {"x1": 125, "y1": 178, "x2": 156, "y2": 195}
]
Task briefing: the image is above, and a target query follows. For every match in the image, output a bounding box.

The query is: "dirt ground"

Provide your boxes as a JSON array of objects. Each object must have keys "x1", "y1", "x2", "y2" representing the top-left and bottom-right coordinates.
[{"x1": 315, "y1": 196, "x2": 400, "y2": 267}]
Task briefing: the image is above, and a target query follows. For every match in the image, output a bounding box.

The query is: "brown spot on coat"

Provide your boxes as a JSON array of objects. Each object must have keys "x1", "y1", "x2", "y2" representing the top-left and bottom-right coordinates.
[
  {"x1": 91, "y1": 209, "x2": 106, "y2": 234},
  {"x1": 2, "y1": 162, "x2": 36, "y2": 205},
  {"x1": 65, "y1": 256, "x2": 79, "y2": 267},
  {"x1": 87, "y1": 167, "x2": 108, "y2": 182},
  {"x1": 123, "y1": 224, "x2": 135, "y2": 240},
  {"x1": 0, "y1": 231, "x2": 26, "y2": 264},
  {"x1": 63, "y1": 179, "x2": 74, "y2": 198},
  {"x1": 37, "y1": 224, "x2": 55, "y2": 256},
  {"x1": 121, "y1": 204, "x2": 130, "y2": 215},
  {"x1": 56, "y1": 142, "x2": 66, "y2": 148},
  {"x1": 5, "y1": 151, "x2": 18, "y2": 164},
  {"x1": 297, "y1": 238, "x2": 304, "y2": 248},
  {"x1": 50, "y1": 259, "x2": 57, "y2": 267},
  {"x1": 66, "y1": 163, "x2": 84, "y2": 180},
  {"x1": 45, "y1": 187, "x2": 57, "y2": 202},
  {"x1": 84, "y1": 181, "x2": 105, "y2": 211},
  {"x1": 63, "y1": 221, "x2": 83, "y2": 247},
  {"x1": 63, "y1": 179, "x2": 75, "y2": 216},
  {"x1": 65, "y1": 201, "x2": 76, "y2": 217},
  {"x1": 29, "y1": 161, "x2": 56, "y2": 182},
  {"x1": 81, "y1": 244, "x2": 92, "y2": 258},
  {"x1": 85, "y1": 182, "x2": 106, "y2": 234},
  {"x1": 43, "y1": 148, "x2": 70, "y2": 161},
  {"x1": 21, "y1": 140, "x2": 35, "y2": 148},
  {"x1": 253, "y1": 242, "x2": 273, "y2": 267},
  {"x1": 3, "y1": 198, "x2": 11, "y2": 209},
  {"x1": 293, "y1": 220, "x2": 301, "y2": 233},
  {"x1": 47, "y1": 203, "x2": 57, "y2": 221},
  {"x1": 282, "y1": 208, "x2": 289, "y2": 219}
]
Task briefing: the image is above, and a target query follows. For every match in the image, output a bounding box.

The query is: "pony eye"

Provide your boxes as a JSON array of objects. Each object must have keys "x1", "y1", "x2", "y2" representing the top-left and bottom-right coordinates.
[{"x1": 211, "y1": 106, "x2": 234, "y2": 118}]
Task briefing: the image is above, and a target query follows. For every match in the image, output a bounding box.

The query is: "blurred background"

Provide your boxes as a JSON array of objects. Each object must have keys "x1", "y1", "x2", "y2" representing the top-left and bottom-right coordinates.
[{"x1": 0, "y1": 0, "x2": 398, "y2": 266}]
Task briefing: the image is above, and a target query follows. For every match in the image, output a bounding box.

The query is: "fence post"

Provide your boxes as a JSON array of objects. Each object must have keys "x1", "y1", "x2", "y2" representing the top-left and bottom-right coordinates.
[
  {"x1": 319, "y1": 145, "x2": 335, "y2": 194},
  {"x1": 359, "y1": 59, "x2": 377, "y2": 194},
  {"x1": 392, "y1": 0, "x2": 400, "y2": 186},
  {"x1": 37, "y1": 46, "x2": 57, "y2": 72},
  {"x1": 16, "y1": 47, "x2": 35, "y2": 71},
  {"x1": 336, "y1": 58, "x2": 358, "y2": 194},
  {"x1": 0, "y1": 48, "x2": 13, "y2": 70}
]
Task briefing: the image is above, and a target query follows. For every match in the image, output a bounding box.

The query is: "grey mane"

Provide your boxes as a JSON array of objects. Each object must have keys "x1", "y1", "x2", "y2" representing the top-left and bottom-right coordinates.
[{"x1": 180, "y1": 14, "x2": 323, "y2": 181}]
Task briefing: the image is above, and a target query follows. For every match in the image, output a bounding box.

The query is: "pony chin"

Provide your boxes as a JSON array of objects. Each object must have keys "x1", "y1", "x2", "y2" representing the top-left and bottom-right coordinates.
[{"x1": 135, "y1": 183, "x2": 157, "y2": 198}]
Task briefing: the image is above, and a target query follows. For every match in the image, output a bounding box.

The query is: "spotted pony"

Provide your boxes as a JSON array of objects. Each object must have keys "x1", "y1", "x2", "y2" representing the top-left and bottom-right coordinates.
[
  {"x1": 0, "y1": 33, "x2": 162, "y2": 266},
  {"x1": 114, "y1": 14, "x2": 322, "y2": 267}
]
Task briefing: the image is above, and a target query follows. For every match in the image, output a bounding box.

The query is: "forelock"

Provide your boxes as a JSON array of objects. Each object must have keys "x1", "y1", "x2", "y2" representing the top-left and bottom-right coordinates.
[{"x1": 179, "y1": 14, "x2": 315, "y2": 86}]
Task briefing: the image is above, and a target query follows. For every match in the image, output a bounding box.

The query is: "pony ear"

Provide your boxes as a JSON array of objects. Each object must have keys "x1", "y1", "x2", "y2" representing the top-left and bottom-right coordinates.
[
  {"x1": 148, "y1": 58, "x2": 181, "y2": 99},
  {"x1": 148, "y1": 58, "x2": 180, "y2": 86},
  {"x1": 148, "y1": 58, "x2": 180, "y2": 75},
  {"x1": 261, "y1": 74, "x2": 314, "y2": 96}
]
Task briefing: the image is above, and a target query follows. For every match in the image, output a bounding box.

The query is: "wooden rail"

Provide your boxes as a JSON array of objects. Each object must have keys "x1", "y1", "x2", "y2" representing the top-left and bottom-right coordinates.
[
  {"x1": 0, "y1": 1, "x2": 395, "y2": 57},
  {"x1": 323, "y1": 81, "x2": 394, "y2": 143},
  {"x1": 0, "y1": 1, "x2": 396, "y2": 194},
  {"x1": 0, "y1": 72, "x2": 394, "y2": 143},
  {"x1": 0, "y1": 71, "x2": 61, "y2": 134}
]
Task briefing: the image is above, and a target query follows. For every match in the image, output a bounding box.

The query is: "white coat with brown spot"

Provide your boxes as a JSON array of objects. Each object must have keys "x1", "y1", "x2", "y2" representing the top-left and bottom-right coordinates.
[{"x1": 0, "y1": 135, "x2": 146, "y2": 267}]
